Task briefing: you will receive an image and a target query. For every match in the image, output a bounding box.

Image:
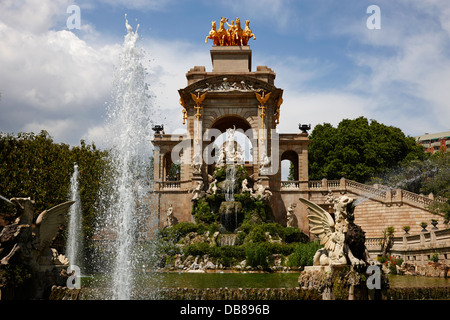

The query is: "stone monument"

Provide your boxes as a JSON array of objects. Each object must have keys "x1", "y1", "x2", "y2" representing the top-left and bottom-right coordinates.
[
  {"x1": 0, "y1": 197, "x2": 74, "y2": 299},
  {"x1": 151, "y1": 16, "x2": 309, "y2": 232},
  {"x1": 298, "y1": 196, "x2": 388, "y2": 300}
]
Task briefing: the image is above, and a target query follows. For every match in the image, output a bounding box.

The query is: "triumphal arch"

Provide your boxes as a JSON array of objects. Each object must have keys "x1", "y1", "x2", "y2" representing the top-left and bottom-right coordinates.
[
  {"x1": 152, "y1": 18, "x2": 446, "y2": 244},
  {"x1": 152, "y1": 18, "x2": 310, "y2": 229}
]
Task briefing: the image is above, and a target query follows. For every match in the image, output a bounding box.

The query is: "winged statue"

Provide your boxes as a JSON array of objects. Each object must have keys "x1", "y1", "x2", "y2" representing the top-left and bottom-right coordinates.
[
  {"x1": 0, "y1": 197, "x2": 75, "y2": 298},
  {"x1": 35, "y1": 200, "x2": 75, "y2": 253},
  {"x1": 299, "y1": 195, "x2": 372, "y2": 267},
  {"x1": 255, "y1": 91, "x2": 271, "y2": 106},
  {"x1": 2, "y1": 198, "x2": 74, "y2": 265},
  {"x1": 191, "y1": 92, "x2": 207, "y2": 106}
]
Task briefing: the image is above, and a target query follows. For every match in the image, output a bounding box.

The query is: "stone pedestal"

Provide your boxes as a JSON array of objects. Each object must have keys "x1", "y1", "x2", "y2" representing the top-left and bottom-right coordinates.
[
  {"x1": 298, "y1": 265, "x2": 389, "y2": 300},
  {"x1": 210, "y1": 46, "x2": 252, "y2": 73}
]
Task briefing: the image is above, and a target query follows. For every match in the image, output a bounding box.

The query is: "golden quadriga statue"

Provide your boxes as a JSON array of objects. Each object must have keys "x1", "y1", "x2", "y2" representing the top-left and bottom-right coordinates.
[{"x1": 205, "y1": 17, "x2": 255, "y2": 46}]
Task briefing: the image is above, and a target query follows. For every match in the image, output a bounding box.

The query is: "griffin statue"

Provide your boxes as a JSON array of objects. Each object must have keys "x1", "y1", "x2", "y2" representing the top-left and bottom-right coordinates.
[
  {"x1": 299, "y1": 195, "x2": 374, "y2": 267},
  {"x1": 0, "y1": 197, "x2": 74, "y2": 299}
]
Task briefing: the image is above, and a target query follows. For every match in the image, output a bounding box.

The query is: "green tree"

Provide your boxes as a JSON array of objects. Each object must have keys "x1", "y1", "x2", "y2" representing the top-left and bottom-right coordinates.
[
  {"x1": 369, "y1": 150, "x2": 449, "y2": 223},
  {"x1": 287, "y1": 162, "x2": 295, "y2": 181},
  {"x1": 70, "y1": 139, "x2": 108, "y2": 239},
  {"x1": 0, "y1": 131, "x2": 108, "y2": 270},
  {"x1": 421, "y1": 152, "x2": 450, "y2": 223},
  {"x1": 0, "y1": 131, "x2": 73, "y2": 214},
  {"x1": 308, "y1": 117, "x2": 425, "y2": 182}
]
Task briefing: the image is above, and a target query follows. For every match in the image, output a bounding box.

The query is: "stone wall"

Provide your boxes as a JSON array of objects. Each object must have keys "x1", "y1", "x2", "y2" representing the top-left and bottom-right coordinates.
[
  {"x1": 158, "y1": 191, "x2": 195, "y2": 228},
  {"x1": 49, "y1": 286, "x2": 322, "y2": 300},
  {"x1": 352, "y1": 198, "x2": 447, "y2": 238},
  {"x1": 153, "y1": 177, "x2": 447, "y2": 240},
  {"x1": 49, "y1": 285, "x2": 450, "y2": 300},
  {"x1": 292, "y1": 178, "x2": 447, "y2": 238}
]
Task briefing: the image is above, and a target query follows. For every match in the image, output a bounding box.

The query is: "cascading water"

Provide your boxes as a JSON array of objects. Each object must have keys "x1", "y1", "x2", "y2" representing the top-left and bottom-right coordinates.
[
  {"x1": 225, "y1": 165, "x2": 236, "y2": 201},
  {"x1": 224, "y1": 128, "x2": 237, "y2": 202},
  {"x1": 97, "y1": 15, "x2": 154, "y2": 300},
  {"x1": 66, "y1": 164, "x2": 82, "y2": 270}
]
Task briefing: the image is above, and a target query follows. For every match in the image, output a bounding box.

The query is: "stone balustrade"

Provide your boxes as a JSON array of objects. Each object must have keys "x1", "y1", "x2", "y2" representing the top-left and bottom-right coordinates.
[
  {"x1": 281, "y1": 181, "x2": 300, "y2": 189},
  {"x1": 156, "y1": 180, "x2": 191, "y2": 191},
  {"x1": 366, "y1": 228, "x2": 450, "y2": 265},
  {"x1": 280, "y1": 177, "x2": 445, "y2": 211}
]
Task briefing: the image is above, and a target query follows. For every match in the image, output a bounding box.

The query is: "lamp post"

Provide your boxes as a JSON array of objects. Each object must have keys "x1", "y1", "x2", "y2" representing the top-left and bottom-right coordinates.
[
  {"x1": 299, "y1": 124, "x2": 311, "y2": 134},
  {"x1": 152, "y1": 124, "x2": 164, "y2": 135}
]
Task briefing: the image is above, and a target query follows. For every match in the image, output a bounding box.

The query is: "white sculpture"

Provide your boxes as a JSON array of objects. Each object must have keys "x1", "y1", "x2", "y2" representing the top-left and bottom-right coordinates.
[
  {"x1": 216, "y1": 126, "x2": 244, "y2": 165},
  {"x1": 251, "y1": 178, "x2": 272, "y2": 200},
  {"x1": 166, "y1": 204, "x2": 175, "y2": 227},
  {"x1": 225, "y1": 126, "x2": 236, "y2": 163},
  {"x1": 191, "y1": 151, "x2": 202, "y2": 174},
  {"x1": 241, "y1": 178, "x2": 252, "y2": 193},
  {"x1": 34, "y1": 200, "x2": 75, "y2": 259},
  {"x1": 217, "y1": 147, "x2": 226, "y2": 166},
  {"x1": 191, "y1": 181, "x2": 204, "y2": 201},
  {"x1": 286, "y1": 203, "x2": 298, "y2": 227},
  {"x1": 299, "y1": 195, "x2": 372, "y2": 266},
  {"x1": 234, "y1": 144, "x2": 244, "y2": 164},
  {"x1": 259, "y1": 152, "x2": 271, "y2": 175},
  {"x1": 0, "y1": 197, "x2": 74, "y2": 299},
  {"x1": 207, "y1": 175, "x2": 218, "y2": 195}
]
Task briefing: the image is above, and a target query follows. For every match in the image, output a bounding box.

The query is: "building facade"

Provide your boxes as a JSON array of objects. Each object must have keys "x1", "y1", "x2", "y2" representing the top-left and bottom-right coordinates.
[{"x1": 415, "y1": 131, "x2": 450, "y2": 153}]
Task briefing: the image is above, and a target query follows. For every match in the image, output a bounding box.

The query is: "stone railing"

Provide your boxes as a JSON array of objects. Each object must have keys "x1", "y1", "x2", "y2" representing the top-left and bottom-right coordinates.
[
  {"x1": 281, "y1": 178, "x2": 445, "y2": 211},
  {"x1": 366, "y1": 228, "x2": 450, "y2": 265},
  {"x1": 400, "y1": 189, "x2": 442, "y2": 207},
  {"x1": 281, "y1": 181, "x2": 300, "y2": 189},
  {"x1": 156, "y1": 180, "x2": 191, "y2": 191},
  {"x1": 345, "y1": 179, "x2": 387, "y2": 200},
  {"x1": 365, "y1": 237, "x2": 384, "y2": 250}
]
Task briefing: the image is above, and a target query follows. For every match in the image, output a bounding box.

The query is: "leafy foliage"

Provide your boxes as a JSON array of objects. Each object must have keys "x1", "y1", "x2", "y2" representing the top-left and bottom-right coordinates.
[
  {"x1": 245, "y1": 243, "x2": 270, "y2": 269},
  {"x1": 421, "y1": 152, "x2": 450, "y2": 223},
  {"x1": 287, "y1": 241, "x2": 322, "y2": 268},
  {"x1": 193, "y1": 198, "x2": 217, "y2": 224},
  {"x1": 160, "y1": 222, "x2": 207, "y2": 243},
  {"x1": 308, "y1": 117, "x2": 425, "y2": 182},
  {"x1": 370, "y1": 151, "x2": 449, "y2": 223}
]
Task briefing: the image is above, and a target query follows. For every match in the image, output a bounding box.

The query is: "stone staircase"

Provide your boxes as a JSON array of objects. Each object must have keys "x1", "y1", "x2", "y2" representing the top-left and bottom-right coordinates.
[{"x1": 282, "y1": 177, "x2": 446, "y2": 211}]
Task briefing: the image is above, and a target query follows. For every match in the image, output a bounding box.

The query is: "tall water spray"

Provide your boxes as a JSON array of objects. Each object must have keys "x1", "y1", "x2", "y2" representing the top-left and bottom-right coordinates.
[
  {"x1": 66, "y1": 164, "x2": 82, "y2": 270},
  {"x1": 99, "y1": 16, "x2": 153, "y2": 300}
]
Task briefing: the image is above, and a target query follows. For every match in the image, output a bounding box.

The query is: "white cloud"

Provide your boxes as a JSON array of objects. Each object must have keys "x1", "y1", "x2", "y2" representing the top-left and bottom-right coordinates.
[
  {"x1": 0, "y1": 0, "x2": 71, "y2": 33},
  {"x1": 140, "y1": 38, "x2": 210, "y2": 130},
  {"x1": 2, "y1": 0, "x2": 449, "y2": 148},
  {"x1": 319, "y1": 0, "x2": 450, "y2": 136},
  {"x1": 277, "y1": 91, "x2": 371, "y2": 134},
  {"x1": 0, "y1": 0, "x2": 207, "y2": 148},
  {"x1": 80, "y1": 35, "x2": 210, "y2": 148},
  {"x1": 0, "y1": 19, "x2": 120, "y2": 145}
]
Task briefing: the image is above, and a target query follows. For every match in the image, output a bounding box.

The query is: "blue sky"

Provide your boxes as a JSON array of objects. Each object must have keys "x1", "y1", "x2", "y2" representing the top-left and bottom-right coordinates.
[{"x1": 0, "y1": 0, "x2": 449, "y2": 147}]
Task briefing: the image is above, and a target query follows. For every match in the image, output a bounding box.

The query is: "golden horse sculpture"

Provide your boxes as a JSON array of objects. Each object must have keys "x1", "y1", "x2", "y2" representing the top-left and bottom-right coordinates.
[{"x1": 205, "y1": 17, "x2": 255, "y2": 46}]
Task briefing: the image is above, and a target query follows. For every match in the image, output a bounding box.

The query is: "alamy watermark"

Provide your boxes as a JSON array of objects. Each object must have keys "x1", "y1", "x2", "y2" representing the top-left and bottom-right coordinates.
[
  {"x1": 66, "y1": 265, "x2": 81, "y2": 289},
  {"x1": 366, "y1": 265, "x2": 381, "y2": 289},
  {"x1": 367, "y1": 5, "x2": 381, "y2": 30},
  {"x1": 67, "y1": 5, "x2": 81, "y2": 30}
]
